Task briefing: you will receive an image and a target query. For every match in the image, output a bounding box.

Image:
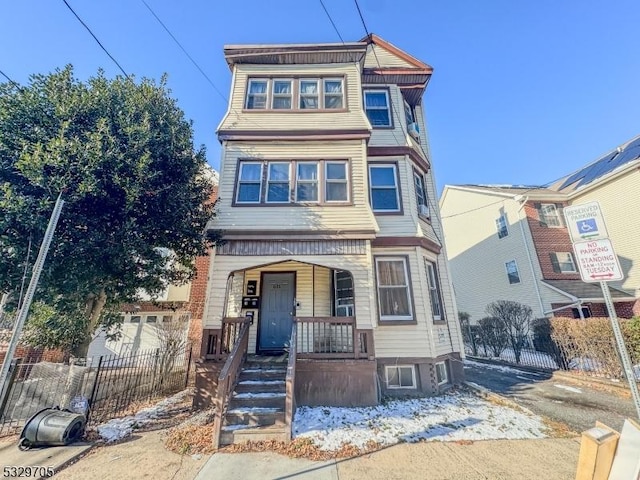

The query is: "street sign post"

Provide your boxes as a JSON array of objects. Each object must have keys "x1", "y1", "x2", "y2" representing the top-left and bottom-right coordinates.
[
  {"x1": 564, "y1": 202, "x2": 640, "y2": 420},
  {"x1": 572, "y1": 238, "x2": 623, "y2": 283}
]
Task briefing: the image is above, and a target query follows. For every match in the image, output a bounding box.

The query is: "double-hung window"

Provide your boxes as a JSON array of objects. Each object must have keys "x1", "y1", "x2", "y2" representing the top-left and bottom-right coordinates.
[
  {"x1": 246, "y1": 79, "x2": 268, "y2": 109},
  {"x1": 266, "y1": 162, "x2": 291, "y2": 203},
  {"x1": 375, "y1": 257, "x2": 413, "y2": 321},
  {"x1": 236, "y1": 162, "x2": 263, "y2": 203},
  {"x1": 299, "y1": 79, "x2": 319, "y2": 109},
  {"x1": 369, "y1": 164, "x2": 400, "y2": 212},
  {"x1": 540, "y1": 203, "x2": 562, "y2": 227},
  {"x1": 325, "y1": 162, "x2": 348, "y2": 202},
  {"x1": 505, "y1": 260, "x2": 521, "y2": 284},
  {"x1": 272, "y1": 80, "x2": 293, "y2": 109},
  {"x1": 324, "y1": 79, "x2": 343, "y2": 109},
  {"x1": 414, "y1": 171, "x2": 429, "y2": 217},
  {"x1": 296, "y1": 162, "x2": 319, "y2": 202},
  {"x1": 496, "y1": 214, "x2": 509, "y2": 238},
  {"x1": 551, "y1": 252, "x2": 577, "y2": 273},
  {"x1": 364, "y1": 89, "x2": 391, "y2": 127},
  {"x1": 425, "y1": 260, "x2": 444, "y2": 322}
]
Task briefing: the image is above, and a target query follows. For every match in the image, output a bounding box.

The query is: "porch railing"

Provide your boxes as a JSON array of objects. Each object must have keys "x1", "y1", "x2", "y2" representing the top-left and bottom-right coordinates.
[
  {"x1": 202, "y1": 317, "x2": 249, "y2": 361},
  {"x1": 285, "y1": 322, "x2": 297, "y2": 441},
  {"x1": 295, "y1": 317, "x2": 374, "y2": 360},
  {"x1": 212, "y1": 318, "x2": 251, "y2": 449}
]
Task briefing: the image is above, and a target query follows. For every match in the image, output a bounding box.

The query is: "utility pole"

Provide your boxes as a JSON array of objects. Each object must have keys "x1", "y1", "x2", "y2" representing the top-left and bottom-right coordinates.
[{"x1": 0, "y1": 195, "x2": 64, "y2": 396}]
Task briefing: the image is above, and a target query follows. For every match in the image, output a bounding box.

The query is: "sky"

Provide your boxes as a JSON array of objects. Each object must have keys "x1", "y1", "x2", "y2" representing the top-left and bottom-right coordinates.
[{"x1": 1, "y1": 1, "x2": 639, "y2": 194}]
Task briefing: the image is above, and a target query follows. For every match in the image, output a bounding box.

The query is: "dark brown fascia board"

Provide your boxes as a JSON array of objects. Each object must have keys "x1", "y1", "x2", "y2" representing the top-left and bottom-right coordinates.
[
  {"x1": 367, "y1": 146, "x2": 431, "y2": 173},
  {"x1": 371, "y1": 236, "x2": 442, "y2": 254},
  {"x1": 219, "y1": 230, "x2": 378, "y2": 240},
  {"x1": 218, "y1": 129, "x2": 371, "y2": 142},
  {"x1": 360, "y1": 33, "x2": 434, "y2": 72}
]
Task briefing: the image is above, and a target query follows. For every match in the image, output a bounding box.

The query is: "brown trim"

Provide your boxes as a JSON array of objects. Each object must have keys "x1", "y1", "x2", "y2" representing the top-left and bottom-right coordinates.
[
  {"x1": 367, "y1": 160, "x2": 404, "y2": 216},
  {"x1": 241, "y1": 109, "x2": 350, "y2": 114},
  {"x1": 362, "y1": 86, "x2": 395, "y2": 129},
  {"x1": 371, "y1": 236, "x2": 441, "y2": 254},
  {"x1": 257, "y1": 271, "x2": 296, "y2": 354},
  {"x1": 367, "y1": 146, "x2": 430, "y2": 173},
  {"x1": 363, "y1": 68, "x2": 432, "y2": 76},
  {"x1": 373, "y1": 254, "x2": 417, "y2": 325},
  {"x1": 218, "y1": 130, "x2": 371, "y2": 141},
  {"x1": 361, "y1": 34, "x2": 434, "y2": 71},
  {"x1": 231, "y1": 158, "x2": 354, "y2": 207},
  {"x1": 220, "y1": 229, "x2": 377, "y2": 239}
]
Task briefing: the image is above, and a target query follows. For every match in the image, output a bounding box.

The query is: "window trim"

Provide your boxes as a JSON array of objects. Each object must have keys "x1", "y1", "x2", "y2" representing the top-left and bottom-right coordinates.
[
  {"x1": 540, "y1": 203, "x2": 562, "y2": 227},
  {"x1": 271, "y1": 78, "x2": 293, "y2": 110},
  {"x1": 425, "y1": 259, "x2": 445, "y2": 323},
  {"x1": 363, "y1": 87, "x2": 394, "y2": 128},
  {"x1": 233, "y1": 159, "x2": 352, "y2": 207},
  {"x1": 265, "y1": 162, "x2": 292, "y2": 204},
  {"x1": 435, "y1": 361, "x2": 449, "y2": 385},
  {"x1": 235, "y1": 161, "x2": 264, "y2": 204},
  {"x1": 385, "y1": 365, "x2": 417, "y2": 389},
  {"x1": 130, "y1": 315, "x2": 141, "y2": 323},
  {"x1": 243, "y1": 76, "x2": 348, "y2": 112},
  {"x1": 368, "y1": 162, "x2": 402, "y2": 214},
  {"x1": 496, "y1": 214, "x2": 509, "y2": 239},
  {"x1": 325, "y1": 161, "x2": 349, "y2": 203},
  {"x1": 323, "y1": 78, "x2": 344, "y2": 109},
  {"x1": 299, "y1": 78, "x2": 319, "y2": 110},
  {"x1": 146, "y1": 315, "x2": 157, "y2": 323},
  {"x1": 413, "y1": 169, "x2": 429, "y2": 219},
  {"x1": 505, "y1": 260, "x2": 521, "y2": 285},
  {"x1": 374, "y1": 255, "x2": 415, "y2": 323},
  {"x1": 553, "y1": 252, "x2": 577, "y2": 273},
  {"x1": 295, "y1": 161, "x2": 319, "y2": 203}
]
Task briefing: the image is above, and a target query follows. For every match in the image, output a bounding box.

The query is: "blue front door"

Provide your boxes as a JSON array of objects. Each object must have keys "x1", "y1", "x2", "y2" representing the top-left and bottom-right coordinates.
[{"x1": 259, "y1": 273, "x2": 295, "y2": 352}]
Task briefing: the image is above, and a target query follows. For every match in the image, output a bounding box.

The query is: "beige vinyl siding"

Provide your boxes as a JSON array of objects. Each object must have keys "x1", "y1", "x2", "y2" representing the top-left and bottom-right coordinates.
[
  {"x1": 166, "y1": 283, "x2": 191, "y2": 302},
  {"x1": 364, "y1": 44, "x2": 415, "y2": 69},
  {"x1": 570, "y1": 168, "x2": 640, "y2": 294},
  {"x1": 440, "y1": 188, "x2": 547, "y2": 322},
  {"x1": 366, "y1": 85, "x2": 408, "y2": 147},
  {"x1": 203, "y1": 253, "x2": 377, "y2": 332},
  {"x1": 218, "y1": 63, "x2": 370, "y2": 132},
  {"x1": 212, "y1": 140, "x2": 379, "y2": 234},
  {"x1": 371, "y1": 246, "x2": 435, "y2": 358}
]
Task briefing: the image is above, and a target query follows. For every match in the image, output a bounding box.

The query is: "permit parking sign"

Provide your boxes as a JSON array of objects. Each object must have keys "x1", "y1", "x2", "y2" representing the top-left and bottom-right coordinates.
[{"x1": 573, "y1": 238, "x2": 623, "y2": 283}]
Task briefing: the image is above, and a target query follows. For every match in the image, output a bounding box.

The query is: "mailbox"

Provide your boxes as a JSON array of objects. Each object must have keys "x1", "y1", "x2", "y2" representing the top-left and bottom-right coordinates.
[{"x1": 242, "y1": 296, "x2": 260, "y2": 309}]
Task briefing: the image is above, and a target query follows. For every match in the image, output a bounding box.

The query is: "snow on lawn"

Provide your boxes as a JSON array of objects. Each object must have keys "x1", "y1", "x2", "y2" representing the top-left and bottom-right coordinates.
[
  {"x1": 293, "y1": 389, "x2": 547, "y2": 451},
  {"x1": 97, "y1": 389, "x2": 190, "y2": 443},
  {"x1": 463, "y1": 359, "x2": 541, "y2": 375}
]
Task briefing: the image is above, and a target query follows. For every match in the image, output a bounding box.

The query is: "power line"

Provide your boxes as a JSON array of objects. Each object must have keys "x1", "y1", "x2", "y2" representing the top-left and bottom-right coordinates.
[
  {"x1": 140, "y1": 0, "x2": 229, "y2": 103},
  {"x1": 61, "y1": 0, "x2": 130, "y2": 78},
  {"x1": 0, "y1": 69, "x2": 23, "y2": 90},
  {"x1": 319, "y1": 0, "x2": 345, "y2": 44}
]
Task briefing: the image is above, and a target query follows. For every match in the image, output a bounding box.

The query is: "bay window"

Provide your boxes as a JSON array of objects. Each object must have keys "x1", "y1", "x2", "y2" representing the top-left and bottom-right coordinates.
[{"x1": 375, "y1": 257, "x2": 413, "y2": 321}]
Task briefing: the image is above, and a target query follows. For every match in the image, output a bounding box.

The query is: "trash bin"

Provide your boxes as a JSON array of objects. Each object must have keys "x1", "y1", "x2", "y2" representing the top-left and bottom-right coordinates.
[{"x1": 19, "y1": 408, "x2": 86, "y2": 450}]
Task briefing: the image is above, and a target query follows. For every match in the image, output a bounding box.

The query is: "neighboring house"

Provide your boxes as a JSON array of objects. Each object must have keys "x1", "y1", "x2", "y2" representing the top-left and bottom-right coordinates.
[
  {"x1": 440, "y1": 134, "x2": 640, "y2": 324},
  {"x1": 198, "y1": 34, "x2": 464, "y2": 420}
]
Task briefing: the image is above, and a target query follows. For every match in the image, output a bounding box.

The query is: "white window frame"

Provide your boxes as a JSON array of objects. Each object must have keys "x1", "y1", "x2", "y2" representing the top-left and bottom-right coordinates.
[
  {"x1": 245, "y1": 79, "x2": 268, "y2": 109},
  {"x1": 334, "y1": 270, "x2": 355, "y2": 317},
  {"x1": 556, "y1": 252, "x2": 577, "y2": 273},
  {"x1": 496, "y1": 214, "x2": 509, "y2": 239},
  {"x1": 130, "y1": 315, "x2": 141, "y2": 323},
  {"x1": 375, "y1": 256, "x2": 413, "y2": 321},
  {"x1": 295, "y1": 161, "x2": 319, "y2": 203},
  {"x1": 435, "y1": 361, "x2": 449, "y2": 385},
  {"x1": 369, "y1": 164, "x2": 400, "y2": 212},
  {"x1": 299, "y1": 79, "x2": 319, "y2": 109},
  {"x1": 146, "y1": 315, "x2": 157, "y2": 323},
  {"x1": 413, "y1": 171, "x2": 428, "y2": 215},
  {"x1": 425, "y1": 260, "x2": 444, "y2": 322},
  {"x1": 540, "y1": 203, "x2": 562, "y2": 227},
  {"x1": 364, "y1": 89, "x2": 392, "y2": 127},
  {"x1": 505, "y1": 260, "x2": 521, "y2": 284},
  {"x1": 323, "y1": 78, "x2": 344, "y2": 109},
  {"x1": 271, "y1": 79, "x2": 293, "y2": 110},
  {"x1": 236, "y1": 162, "x2": 263, "y2": 204},
  {"x1": 265, "y1": 162, "x2": 291, "y2": 203},
  {"x1": 385, "y1": 365, "x2": 417, "y2": 389},
  {"x1": 325, "y1": 161, "x2": 349, "y2": 203}
]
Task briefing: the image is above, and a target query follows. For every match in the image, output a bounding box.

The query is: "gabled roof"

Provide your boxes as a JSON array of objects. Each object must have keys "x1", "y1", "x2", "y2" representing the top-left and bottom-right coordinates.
[
  {"x1": 445, "y1": 184, "x2": 565, "y2": 201},
  {"x1": 553, "y1": 134, "x2": 640, "y2": 192},
  {"x1": 360, "y1": 34, "x2": 433, "y2": 73}
]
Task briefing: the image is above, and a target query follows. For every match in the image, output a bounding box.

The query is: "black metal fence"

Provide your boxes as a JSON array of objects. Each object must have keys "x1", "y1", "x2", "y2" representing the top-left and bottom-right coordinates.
[{"x1": 0, "y1": 345, "x2": 193, "y2": 437}]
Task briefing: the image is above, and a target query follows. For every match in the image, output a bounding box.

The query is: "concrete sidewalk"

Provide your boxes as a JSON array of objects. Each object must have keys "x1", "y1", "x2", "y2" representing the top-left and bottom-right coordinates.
[
  {"x1": 195, "y1": 438, "x2": 580, "y2": 480},
  {"x1": 0, "y1": 436, "x2": 92, "y2": 477}
]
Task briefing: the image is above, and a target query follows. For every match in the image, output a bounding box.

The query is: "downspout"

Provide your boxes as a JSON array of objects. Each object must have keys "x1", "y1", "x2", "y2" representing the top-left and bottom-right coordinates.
[{"x1": 515, "y1": 196, "x2": 546, "y2": 317}]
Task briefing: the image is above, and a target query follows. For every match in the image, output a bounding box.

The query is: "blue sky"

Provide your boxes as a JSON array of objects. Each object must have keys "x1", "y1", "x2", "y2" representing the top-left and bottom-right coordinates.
[{"x1": 2, "y1": 1, "x2": 638, "y2": 193}]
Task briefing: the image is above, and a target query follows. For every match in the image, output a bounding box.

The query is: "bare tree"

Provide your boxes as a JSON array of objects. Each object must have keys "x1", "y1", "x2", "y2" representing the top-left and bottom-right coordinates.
[
  {"x1": 486, "y1": 300, "x2": 532, "y2": 364},
  {"x1": 154, "y1": 313, "x2": 189, "y2": 390},
  {"x1": 478, "y1": 316, "x2": 508, "y2": 357}
]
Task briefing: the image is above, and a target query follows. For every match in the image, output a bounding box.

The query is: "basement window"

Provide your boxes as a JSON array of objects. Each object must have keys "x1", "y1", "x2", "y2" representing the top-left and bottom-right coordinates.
[{"x1": 385, "y1": 365, "x2": 416, "y2": 389}]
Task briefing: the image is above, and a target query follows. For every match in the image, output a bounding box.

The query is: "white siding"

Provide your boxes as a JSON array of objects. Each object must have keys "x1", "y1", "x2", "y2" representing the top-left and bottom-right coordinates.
[
  {"x1": 364, "y1": 44, "x2": 415, "y2": 69},
  {"x1": 218, "y1": 63, "x2": 370, "y2": 132},
  {"x1": 211, "y1": 140, "x2": 379, "y2": 234},
  {"x1": 570, "y1": 168, "x2": 640, "y2": 294}
]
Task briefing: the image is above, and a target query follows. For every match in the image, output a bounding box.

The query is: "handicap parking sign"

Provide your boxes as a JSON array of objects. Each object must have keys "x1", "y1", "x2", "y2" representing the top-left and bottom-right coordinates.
[{"x1": 577, "y1": 218, "x2": 598, "y2": 236}]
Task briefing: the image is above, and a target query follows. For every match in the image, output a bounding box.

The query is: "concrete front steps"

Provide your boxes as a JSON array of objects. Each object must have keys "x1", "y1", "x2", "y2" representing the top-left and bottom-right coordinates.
[{"x1": 219, "y1": 357, "x2": 289, "y2": 446}]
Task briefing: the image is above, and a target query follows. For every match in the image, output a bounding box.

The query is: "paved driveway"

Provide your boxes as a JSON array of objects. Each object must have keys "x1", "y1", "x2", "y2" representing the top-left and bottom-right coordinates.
[{"x1": 464, "y1": 360, "x2": 637, "y2": 432}]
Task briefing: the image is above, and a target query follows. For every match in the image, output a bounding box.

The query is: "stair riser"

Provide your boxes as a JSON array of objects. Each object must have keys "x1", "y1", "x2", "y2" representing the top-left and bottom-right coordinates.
[
  {"x1": 224, "y1": 411, "x2": 285, "y2": 426},
  {"x1": 220, "y1": 428, "x2": 290, "y2": 446},
  {"x1": 238, "y1": 372, "x2": 287, "y2": 383},
  {"x1": 235, "y1": 383, "x2": 285, "y2": 394},
  {"x1": 229, "y1": 397, "x2": 286, "y2": 410}
]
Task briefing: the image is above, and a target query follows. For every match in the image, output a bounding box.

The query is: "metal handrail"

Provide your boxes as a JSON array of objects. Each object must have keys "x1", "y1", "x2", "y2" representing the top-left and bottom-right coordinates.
[{"x1": 285, "y1": 322, "x2": 297, "y2": 440}]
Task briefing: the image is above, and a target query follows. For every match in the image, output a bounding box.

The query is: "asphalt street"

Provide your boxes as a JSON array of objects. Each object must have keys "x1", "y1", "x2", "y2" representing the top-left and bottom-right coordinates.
[{"x1": 464, "y1": 360, "x2": 638, "y2": 433}]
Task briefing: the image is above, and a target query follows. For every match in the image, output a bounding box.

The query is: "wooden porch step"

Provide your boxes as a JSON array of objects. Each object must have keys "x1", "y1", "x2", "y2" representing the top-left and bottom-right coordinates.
[
  {"x1": 225, "y1": 407, "x2": 285, "y2": 427},
  {"x1": 235, "y1": 379, "x2": 286, "y2": 394},
  {"x1": 228, "y1": 392, "x2": 286, "y2": 410},
  {"x1": 220, "y1": 425, "x2": 289, "y2": 446},
  {"x1": 238, "y1": 367, "x2": 287, "y2": 382}
]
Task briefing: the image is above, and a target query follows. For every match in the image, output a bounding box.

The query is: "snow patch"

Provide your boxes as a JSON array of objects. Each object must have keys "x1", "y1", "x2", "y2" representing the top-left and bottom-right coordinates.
[
  {"x1": 553, "y1": 384, "x2": 582, "y2": 394},
  {"x1": 464, "y1": 359, "x2": 534, "y2": 375},
  {"x1": 234, "y1": 392, "x2": 286, "y2": 399},
  {"x1": 97, "y1": 389, "x2": 189, "y2": 443},
  {"x1": 238, "y1": 380, "x2": 285, "y2": 385},
  {"x1": 293, "y1": 390, "x2": 548, "y2": 451}
]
